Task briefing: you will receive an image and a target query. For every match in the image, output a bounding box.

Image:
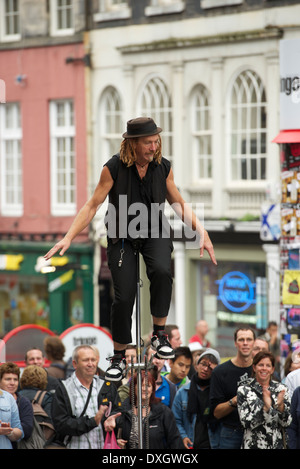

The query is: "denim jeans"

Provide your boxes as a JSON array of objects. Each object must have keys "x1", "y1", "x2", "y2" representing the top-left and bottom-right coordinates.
[
  {"x1": 208, "y1": 425, "x2": 222, "y2": 449},
  {"x1": 211, "y1": 423, "x2": 243, "y2": 449}
]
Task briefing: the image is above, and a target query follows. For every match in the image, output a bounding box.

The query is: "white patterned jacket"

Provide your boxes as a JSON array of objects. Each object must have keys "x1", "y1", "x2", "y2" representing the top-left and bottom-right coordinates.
[{"x1": 237, "y1": 378, "x2": 292, "y2": 449}]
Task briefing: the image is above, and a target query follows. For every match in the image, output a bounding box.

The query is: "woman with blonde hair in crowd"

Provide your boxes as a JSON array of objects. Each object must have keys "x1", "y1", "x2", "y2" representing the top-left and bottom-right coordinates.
[{"x1": 19, "y1": 365, "x2": 53, "y2": 420}]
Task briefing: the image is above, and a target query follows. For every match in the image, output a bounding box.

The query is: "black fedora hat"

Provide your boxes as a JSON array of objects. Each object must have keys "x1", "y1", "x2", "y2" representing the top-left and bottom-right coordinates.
[{"x1": 122, "y1": 117, "x2": 162, "y2": 138}]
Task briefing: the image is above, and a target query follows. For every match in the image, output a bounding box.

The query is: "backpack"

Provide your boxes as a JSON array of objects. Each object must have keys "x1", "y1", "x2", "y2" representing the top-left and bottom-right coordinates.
[
  {"x1": 18, "y1": 390, "x2": 56, "y2": 449},
  {"x1": 63, "y1": 357, "x2": 75, "y2": 379}
]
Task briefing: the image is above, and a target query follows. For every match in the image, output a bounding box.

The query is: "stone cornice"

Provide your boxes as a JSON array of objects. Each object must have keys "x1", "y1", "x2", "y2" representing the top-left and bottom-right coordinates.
[{"x1": 117, "y1": 27, "x2": 283, "y2": 54}]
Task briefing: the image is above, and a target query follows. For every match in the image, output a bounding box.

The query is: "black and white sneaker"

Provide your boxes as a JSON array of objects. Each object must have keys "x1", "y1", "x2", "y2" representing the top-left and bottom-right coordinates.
[
  {"x1": 105, "y1": 354, "x2": 126, "y2": 382},
  {"x1": 151, "y1": 331, "x2": 174, "y2": 359}
]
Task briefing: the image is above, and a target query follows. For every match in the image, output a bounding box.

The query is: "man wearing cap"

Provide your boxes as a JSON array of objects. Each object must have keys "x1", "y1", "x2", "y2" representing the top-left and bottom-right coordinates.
[
  {"x1": 44, "y1": 117, "x2": 217, "y2": 381},
  {"x1": 172, "y1": 348, "x2": 220, "y2": 449}
]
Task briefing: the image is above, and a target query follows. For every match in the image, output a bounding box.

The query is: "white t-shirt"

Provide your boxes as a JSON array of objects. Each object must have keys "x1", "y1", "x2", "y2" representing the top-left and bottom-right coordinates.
[{"x1": 285, "y1": 369, "x2": 300, "y2": 394}]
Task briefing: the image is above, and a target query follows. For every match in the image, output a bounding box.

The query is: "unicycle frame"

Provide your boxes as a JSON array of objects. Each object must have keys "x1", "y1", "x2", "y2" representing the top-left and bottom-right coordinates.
[{"x1": 134, "y1": 244, "x2": 145, "y2": 449}]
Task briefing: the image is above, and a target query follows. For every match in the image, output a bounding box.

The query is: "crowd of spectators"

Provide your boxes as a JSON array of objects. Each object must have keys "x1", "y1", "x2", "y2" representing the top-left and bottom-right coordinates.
[{"x1": 1, "y1": 322, "x2": 300, "y2": 450}]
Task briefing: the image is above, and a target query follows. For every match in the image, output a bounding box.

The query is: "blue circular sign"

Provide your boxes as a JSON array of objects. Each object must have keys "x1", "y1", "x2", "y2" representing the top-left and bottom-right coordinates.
[{"x1": 216, "y1": 271, "x2": 256, "y2": 313}]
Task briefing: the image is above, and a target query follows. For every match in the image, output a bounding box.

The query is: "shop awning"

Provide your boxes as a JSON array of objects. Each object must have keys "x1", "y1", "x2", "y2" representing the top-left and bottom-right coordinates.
[{"x1": 272, "y1": 129, "x2": 300, "y2": 144}]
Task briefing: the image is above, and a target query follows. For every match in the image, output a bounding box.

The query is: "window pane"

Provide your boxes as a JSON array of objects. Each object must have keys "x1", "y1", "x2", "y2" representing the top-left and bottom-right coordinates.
[
  {"x1": 57, "y1": 0, "x2": 73, "y2": 29},
  {"x1": 231, "y1": 135, "x2": 237, "y2": 155},
  {"x1": 4, "y1": 0, "x2": 20, "y2": 35},
  {"x1": 251, "y1": 158, "x2": 257, "y2": 180},
  {"x1": 191, "y1": 84, "x2": 212, "y2": 179},
  {"x1": 261, "y1": 157, "x2": 266, "y2": 180},
  {"x1": 231, "y1": 158, "x2": 238, "y2": 180},
  {"x1": 140, "y1": 77, "x2": 173, "y2": 165},
  {"x1": 57, "y1": 103, "x2": 65, "y2": 126},
  {"x1": 0, "y1": 102, "x2": 22, "y2": 214},
  {"x1": 5, "y1": 104, "x2": 15, "y2": 128},
  {"x1": 100, "y1": 86, "x2": 123, "y2": 158},
  {"x1": 50, "y1": 100, "x2": 75, "y2": 214},
  {"x1": 230, "y1": 71, "x2": 267, "y2": 181}
]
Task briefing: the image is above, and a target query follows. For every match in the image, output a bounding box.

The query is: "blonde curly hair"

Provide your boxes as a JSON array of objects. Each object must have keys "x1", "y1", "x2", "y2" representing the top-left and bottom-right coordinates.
[
  {"x1": 20, "y1": 365, "x2": 48, "y2": 390},
  {"x1": 119, "y1": 135, "x2": 162, "y2": 167}
]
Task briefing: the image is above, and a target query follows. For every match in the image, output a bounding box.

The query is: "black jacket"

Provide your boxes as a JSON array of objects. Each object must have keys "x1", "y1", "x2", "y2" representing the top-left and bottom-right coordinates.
[
  {"x1": 51, "y1": 375, "x2": 121, "y2": 442},
  {"x1": 117, "y1": 399, "x2": 184, "y2": 450}
]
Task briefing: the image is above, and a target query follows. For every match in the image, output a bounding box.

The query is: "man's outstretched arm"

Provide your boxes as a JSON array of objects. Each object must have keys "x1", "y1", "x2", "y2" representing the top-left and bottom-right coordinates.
[
  {"x1": 166, "y1": 168, "x2": 217, "y2": 265},
  {"x1": 44, "y1": 166, "x2": 114, "y2": 260}
]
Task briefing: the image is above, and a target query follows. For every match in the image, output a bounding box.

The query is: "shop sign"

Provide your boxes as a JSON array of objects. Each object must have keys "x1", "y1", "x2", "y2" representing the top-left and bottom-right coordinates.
[
  {"x1": 217, "y1": 311, "x2": 256, "y2": 324},
  {"x1": 260, "y1": 202, "x2": 281, "y2": 241},
  {"x1": 216, "y1": 271, "x2": 256, "y2": 313},
  {"x1": 279, "y1": 39, "x2": 300, "y2": 130},
  {"x1": 282, "y1": 270, "x2": 300, "y2": 305},
  {"x1": 48, "y1": 269, "x2": 75, "y2": 292},
  {"x1": 35, "y1": 256, "x2": 69, "y2": 273},
  {"x1": 0, "y1": 254, "x2": 23, "y2": 270}
]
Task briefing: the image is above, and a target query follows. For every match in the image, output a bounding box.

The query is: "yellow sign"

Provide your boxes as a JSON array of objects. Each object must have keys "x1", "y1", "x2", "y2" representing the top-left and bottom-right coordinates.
[
  {"x1": 48, "y1": 270, "x2": 75, "y2": 292},
  {"x1": 50, "y1": 257, "x2": 69, "y2": 266},
  {"x1": 0, "y1": 254, "x2": 23, "y2": 270},
  {"x1": 35, "y1": 256, "x2": 69, "y2": 272},
  {"x1": 282, "y1": 270, "x2": 300, "y2": 305}
]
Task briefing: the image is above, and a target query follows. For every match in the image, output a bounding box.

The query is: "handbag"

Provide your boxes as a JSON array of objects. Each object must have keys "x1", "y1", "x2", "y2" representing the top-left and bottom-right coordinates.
[{"x1": 103, "y1": 430, "x2": 120, "y2": 449}]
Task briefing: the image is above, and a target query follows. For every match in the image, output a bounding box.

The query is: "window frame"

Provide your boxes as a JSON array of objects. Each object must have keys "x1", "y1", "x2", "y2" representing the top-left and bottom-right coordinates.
[
  {"x1": 145, "y1": 0, "x2": 185, "y2": 16},
  {"x1": 190, "y1": 84, "x2": 212, "y2": 181},
  {"x1": 94, "y1": 0, "x2": 131, "y2": 22},
  {"x1": 138, "y1": 75, "x2": 173, "y2": 168},
  {"x1": 201, "y1": 0, "x2": 243, "y2": 9},
  {"x1": 228, "y1": 70, "x2": 267, "y2": 182},
  {"x1": 0, "y1": 102, "x2": 23, "y2": 216},
  {"x1": 99, "y1": 86, "x2": 123, "y2": 161},
  {"x1": 49, "y1": 99, "x2": 76, "y2": 216},
  {"x1": 50, "y1": 0, "x2": 74, "y2": 37},
  {"x1": 0, "y1": 0, "x2": 21, "y2": 42}
]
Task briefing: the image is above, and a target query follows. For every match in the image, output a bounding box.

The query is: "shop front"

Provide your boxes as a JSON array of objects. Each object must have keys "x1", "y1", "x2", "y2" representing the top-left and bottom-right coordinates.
[
  {"x1": 198, "y1": 258, "x2": 266, "y2": 358},
  {"x1": 0, "y1": 241, "x2": 94, "y2": 336},
  {"x1": 186, "y1": 234, "x2": 268, "y2": 358},
  {"x1": 273, "y1": 39, "x2": 300, "y2": 363}
]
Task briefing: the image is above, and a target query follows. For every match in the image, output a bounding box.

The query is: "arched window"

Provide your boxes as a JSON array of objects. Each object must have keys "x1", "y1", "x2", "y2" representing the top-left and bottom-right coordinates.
[
  {"x1": 139, "y1": 76, "x2": 173, "y2": 165},
  {"x1": 191, "y1": 84, "x2": 212, "y2": 180},
  {"x1": 229, "y1": 70, "x2": 267, "y2": 181},
  {"x1": 99, "y1": 86, "x2": 123, "y2": 158}
]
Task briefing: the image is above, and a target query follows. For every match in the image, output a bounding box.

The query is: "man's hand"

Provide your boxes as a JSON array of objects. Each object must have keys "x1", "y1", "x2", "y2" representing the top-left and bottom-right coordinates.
[
  {"x1": 44, "y1": 237, "x2": 71, "y2": 261},
  {"x1": 183, "y1": 436, "x2": 193, "y2": 449},
  {"x1": 103, "y1": 412, "x2": 122, "y2": 432},
  {"x1": 201, "y1": 230, "x2": 217, "y2": 265}
]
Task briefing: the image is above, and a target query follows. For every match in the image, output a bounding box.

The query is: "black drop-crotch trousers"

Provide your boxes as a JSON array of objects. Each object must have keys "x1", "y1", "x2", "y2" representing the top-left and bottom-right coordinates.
[{"x1": 106, "y1": 237, "x2": 173, "y2": 345}]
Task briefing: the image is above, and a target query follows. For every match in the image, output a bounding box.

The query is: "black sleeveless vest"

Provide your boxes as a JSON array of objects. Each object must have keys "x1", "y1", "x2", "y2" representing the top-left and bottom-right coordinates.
[{"x1": 105, "y1": 154, "x2": 171, "y2": 242}]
